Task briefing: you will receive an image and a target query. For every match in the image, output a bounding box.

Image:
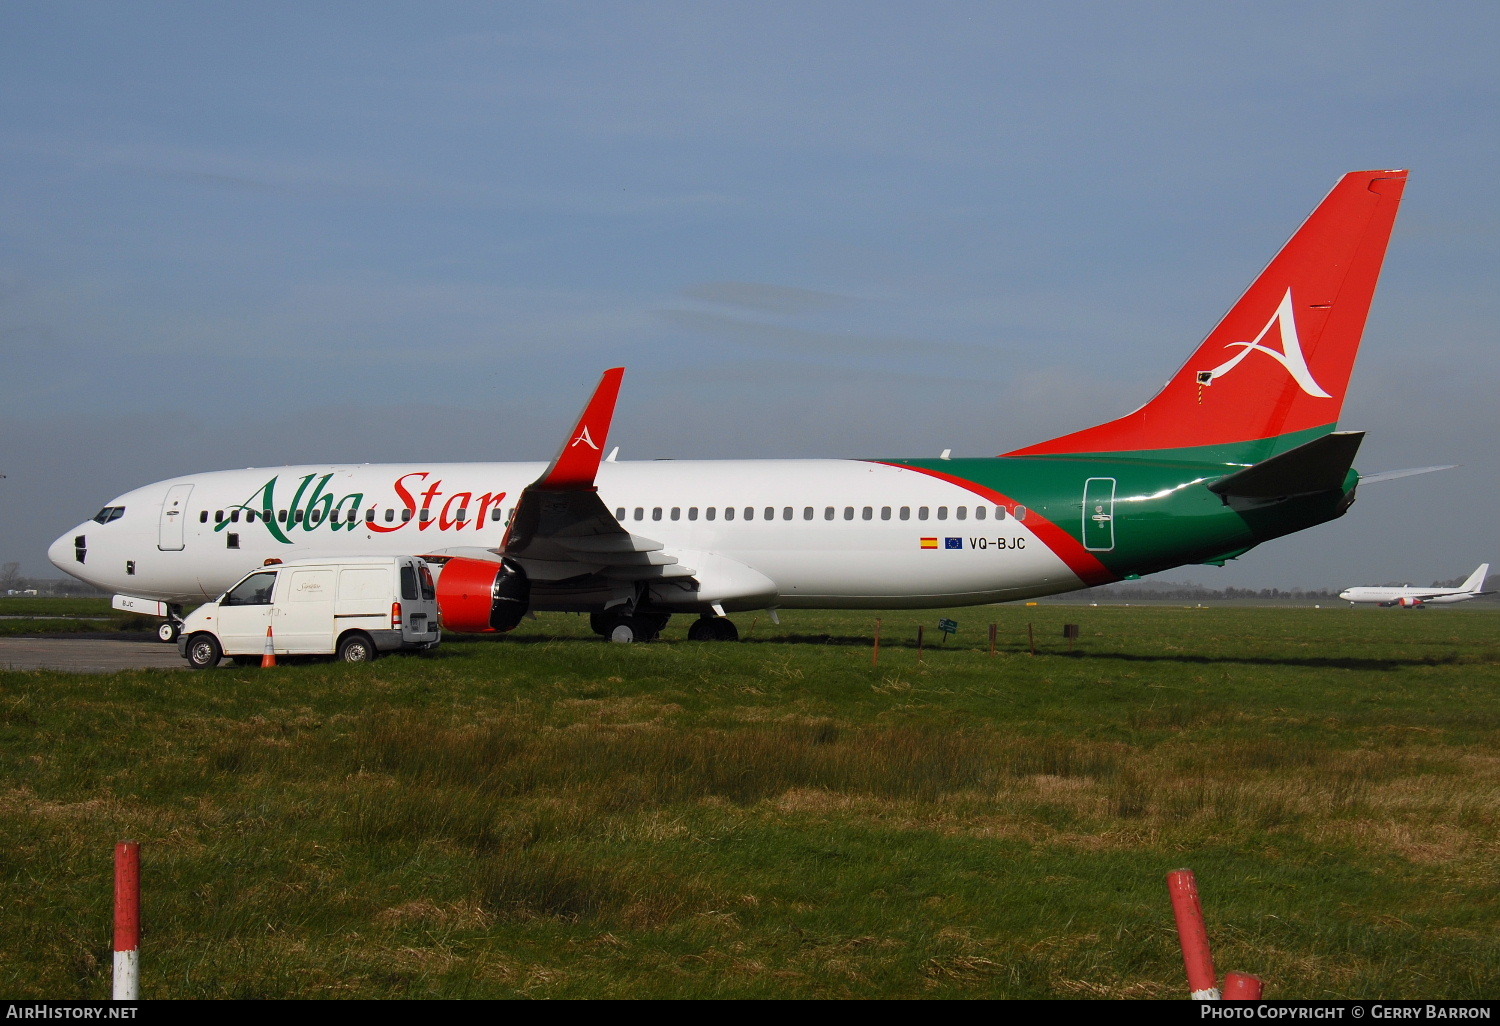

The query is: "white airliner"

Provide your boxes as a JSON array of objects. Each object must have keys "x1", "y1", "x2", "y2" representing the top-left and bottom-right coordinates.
[
  {"x1": 1338, "y1": 564, "x2": 1492, "y2": 608},
  {"x1": 50, "y1": 171, "x2": 1418, "y2": 646}
]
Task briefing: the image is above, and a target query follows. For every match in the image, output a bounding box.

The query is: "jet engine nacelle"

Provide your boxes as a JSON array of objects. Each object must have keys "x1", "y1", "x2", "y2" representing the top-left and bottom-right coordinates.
[
  {"x1": 1397, "y1": 596, "x2": 1425, "y2": 608},
  {"x1": 432, "y1": 556, "x2": 530, "y2": 632}
]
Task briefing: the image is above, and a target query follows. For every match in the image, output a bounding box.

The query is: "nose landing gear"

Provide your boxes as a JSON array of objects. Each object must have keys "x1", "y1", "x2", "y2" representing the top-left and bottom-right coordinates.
[{"x1": 156, "y1": 606, "x2": 185, "y2": 644}]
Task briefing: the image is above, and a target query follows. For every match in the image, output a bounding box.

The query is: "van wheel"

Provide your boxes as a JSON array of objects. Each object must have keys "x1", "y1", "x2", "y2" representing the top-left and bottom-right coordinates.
[
  {"x1": 185, "y1": 633, "x2": 222, "y2": 670},
  {"x1": 337, "y1": 633, "x2": 377, "y2": 663}
]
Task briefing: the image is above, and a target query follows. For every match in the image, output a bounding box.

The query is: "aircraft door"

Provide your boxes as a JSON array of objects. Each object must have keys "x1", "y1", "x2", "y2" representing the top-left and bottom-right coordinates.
[
  {"x1": 158, "y1": 483, "x2": 194, "y2": 551},
  {"x1": 1082, "y1": 477, "x2": 1116, "y2": 552}
]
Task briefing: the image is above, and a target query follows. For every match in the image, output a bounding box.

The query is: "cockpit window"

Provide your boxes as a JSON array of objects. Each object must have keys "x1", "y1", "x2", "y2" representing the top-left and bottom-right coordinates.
[
  {"x1": 222, "y1": 571, "x2": 277, "y2": 606},
  {"x1": 92, "y1": 506, "x2": 126, "y2": 524}
]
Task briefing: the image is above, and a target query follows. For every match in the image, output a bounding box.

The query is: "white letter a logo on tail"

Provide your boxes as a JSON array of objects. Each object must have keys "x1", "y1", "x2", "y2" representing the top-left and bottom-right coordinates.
[{"x1": 1203, "y1": 288, "x2": 1331, "y2": 398}]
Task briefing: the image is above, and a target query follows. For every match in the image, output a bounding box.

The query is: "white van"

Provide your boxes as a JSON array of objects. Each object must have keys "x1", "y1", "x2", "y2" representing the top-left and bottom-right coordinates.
[{"x1": 178, "y1": 556, "x2": 441, "y2": 668}]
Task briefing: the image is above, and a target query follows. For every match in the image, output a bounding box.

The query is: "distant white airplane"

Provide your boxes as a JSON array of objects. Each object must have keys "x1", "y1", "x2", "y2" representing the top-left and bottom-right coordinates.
[{"x1": 1338, "y1": 564, "x2": 1492, "y2": 608}]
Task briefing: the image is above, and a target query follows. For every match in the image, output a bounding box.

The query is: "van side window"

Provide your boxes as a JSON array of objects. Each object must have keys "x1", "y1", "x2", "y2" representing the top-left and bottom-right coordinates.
[{"x1": 223, "y1": 571, "x2": 277, "y2": 606}]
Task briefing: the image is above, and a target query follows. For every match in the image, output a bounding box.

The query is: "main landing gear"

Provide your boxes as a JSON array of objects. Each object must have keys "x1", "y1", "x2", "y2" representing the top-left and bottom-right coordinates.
[
  {"x1": 590, "y1": 608, "x2": 672, "y2": 644},
  {"x1": 687, "y1": 614, "x2": 739, "y2": 642}
]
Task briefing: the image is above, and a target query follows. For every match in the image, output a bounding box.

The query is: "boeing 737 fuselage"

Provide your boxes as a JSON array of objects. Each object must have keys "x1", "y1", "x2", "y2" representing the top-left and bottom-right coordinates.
[{"x1": 51, "y1": 170, "x2": 1412, "y2": 646}]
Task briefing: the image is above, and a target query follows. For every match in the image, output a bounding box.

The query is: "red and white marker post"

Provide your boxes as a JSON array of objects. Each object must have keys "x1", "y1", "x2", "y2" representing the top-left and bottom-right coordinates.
[
  {"x1": 1167, "y1": 869, "x2": 1220, "y2": 1000},
  {"x1": 1223, "y1": 972, "x2": 1265, "y2": 1000},
  {"x1": 113, "y1": 841, "x2": 140, "y2": 1000}
]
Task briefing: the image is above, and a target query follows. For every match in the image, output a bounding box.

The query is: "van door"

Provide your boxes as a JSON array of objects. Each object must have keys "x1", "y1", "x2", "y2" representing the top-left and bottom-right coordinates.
[
  {"x1": 278, "y1": 568, "x2": 337, "y2": 653},
  {"x1": 214, "y1": 570, "x2": 278, "y2": 654},
  {"x1": 335, "y1": 566, "x2": 394, "y2": 640},
  {"x1": 158, "y1": 483, "x2": 194, "y2": 551}
]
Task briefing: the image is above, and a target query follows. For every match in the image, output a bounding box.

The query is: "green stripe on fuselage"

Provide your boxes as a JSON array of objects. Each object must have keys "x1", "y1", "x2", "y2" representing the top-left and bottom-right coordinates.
[{"x1": 885, "y1": 438, "x2": 1357, "y2": 579}]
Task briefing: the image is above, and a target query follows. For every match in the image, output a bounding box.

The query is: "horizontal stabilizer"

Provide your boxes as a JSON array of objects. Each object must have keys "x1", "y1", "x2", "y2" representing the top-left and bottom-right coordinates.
[
  {"x1": 1209, "y1": 431, "x2": 1364, "y2": 500},
  {"x1": 1359, "y1": 464, "x2": 1458, "y2": 485}
]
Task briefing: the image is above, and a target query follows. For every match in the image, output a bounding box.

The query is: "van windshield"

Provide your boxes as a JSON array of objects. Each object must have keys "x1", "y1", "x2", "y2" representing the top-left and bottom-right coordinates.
[{"x1": 223, "y1": 571, "x2": 277, "y2": 606}]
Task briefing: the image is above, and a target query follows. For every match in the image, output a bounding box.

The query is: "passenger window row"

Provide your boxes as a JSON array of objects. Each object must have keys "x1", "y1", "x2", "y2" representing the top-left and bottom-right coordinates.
[
  {"x1": 610, "y1": 504, "x2": 1026, "y2": 523},
  {"x1": 200, "y1": 507, "x2": 513, "y2": 525}
]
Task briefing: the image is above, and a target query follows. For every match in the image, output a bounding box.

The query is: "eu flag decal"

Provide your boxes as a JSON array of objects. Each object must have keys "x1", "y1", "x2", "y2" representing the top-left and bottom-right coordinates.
[{"x1": 945, "y1": 537, "x2": 963, "y2": 550}]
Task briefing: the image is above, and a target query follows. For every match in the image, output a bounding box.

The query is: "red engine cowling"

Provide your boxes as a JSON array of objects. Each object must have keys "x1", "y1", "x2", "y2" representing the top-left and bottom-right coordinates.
[
  {"x1": 433, "y1": 557, "x2": 530, "y2": 632},
  {"x1": 1398, "y1": 596, "x2": 1425, "y2": 608}
]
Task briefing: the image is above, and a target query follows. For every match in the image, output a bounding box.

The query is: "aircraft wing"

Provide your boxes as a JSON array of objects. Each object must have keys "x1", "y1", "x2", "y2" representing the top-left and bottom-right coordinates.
[{"x1": 472, "y1": 368, "x2": 693, "y2": 583}]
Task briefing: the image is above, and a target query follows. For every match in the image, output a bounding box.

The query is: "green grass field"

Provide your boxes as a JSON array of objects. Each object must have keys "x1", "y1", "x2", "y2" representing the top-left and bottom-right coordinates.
[{"x1": 1, "y1": 604, "x2": 1496, "y2": 999}]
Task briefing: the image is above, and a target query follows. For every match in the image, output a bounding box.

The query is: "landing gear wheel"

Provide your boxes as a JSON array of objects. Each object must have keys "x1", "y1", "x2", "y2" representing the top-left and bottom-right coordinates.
[
  {"x1": 157, "y1": 621, "x2": 181, "y2": 644},
  {"x1": 337, "y1": 633, "x2": 377, "y2": 663},
  {"x1": 631, "y1": 611, "x2": 670, "y2": 641},
  {"x1": 688, "y1": 616, "x2": 739, "y2": 642},
  {"x1": 593, "y1": 608, "x2": 668, "y2": 643},
  {"x1": 185, "y1": 633, "x2": 222, "y2": 670}
]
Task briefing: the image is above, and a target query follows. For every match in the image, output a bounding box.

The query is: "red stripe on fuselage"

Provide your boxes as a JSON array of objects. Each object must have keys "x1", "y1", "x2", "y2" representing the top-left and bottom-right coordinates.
[{"x1": 869, "y1": 461, "x2": 1118, "y2": 588}]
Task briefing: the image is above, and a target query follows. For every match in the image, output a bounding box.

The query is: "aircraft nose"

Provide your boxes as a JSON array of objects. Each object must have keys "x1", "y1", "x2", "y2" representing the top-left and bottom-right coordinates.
[
  {"x1": 48, "y1": 527, "x2": 81, "y2": 573},
  {"x1": 1337, "y1": 590, "x2": 1351, "y2": 600}
]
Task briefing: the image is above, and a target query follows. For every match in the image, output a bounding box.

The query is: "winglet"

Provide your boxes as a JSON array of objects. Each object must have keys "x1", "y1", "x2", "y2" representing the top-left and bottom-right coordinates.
[{"x1": 536, "y1": 367, "x2": 625, "y2": 489}]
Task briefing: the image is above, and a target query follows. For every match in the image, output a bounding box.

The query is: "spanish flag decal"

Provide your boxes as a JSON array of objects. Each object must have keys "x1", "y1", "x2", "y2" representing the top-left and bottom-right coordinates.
[{"x1": 920, "y1": 537, "x2": 938, "y2": 549}]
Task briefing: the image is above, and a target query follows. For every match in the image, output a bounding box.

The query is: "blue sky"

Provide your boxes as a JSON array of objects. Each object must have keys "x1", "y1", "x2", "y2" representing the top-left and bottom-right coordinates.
[{"x1": 2, "y1": 1, "x2": 1497, "y2": 588}]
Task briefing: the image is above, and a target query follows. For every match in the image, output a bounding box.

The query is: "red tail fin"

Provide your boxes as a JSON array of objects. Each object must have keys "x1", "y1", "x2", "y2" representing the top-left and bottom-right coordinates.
[{"x1": 1007, "y1": 170, "x2": 1408, "y2": 461}]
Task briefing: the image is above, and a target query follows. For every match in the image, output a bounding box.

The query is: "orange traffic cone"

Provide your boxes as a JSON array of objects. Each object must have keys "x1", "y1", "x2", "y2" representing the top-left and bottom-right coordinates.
[{"x1": 261, "y1": 626, "x2": 276, "y2": 668}]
